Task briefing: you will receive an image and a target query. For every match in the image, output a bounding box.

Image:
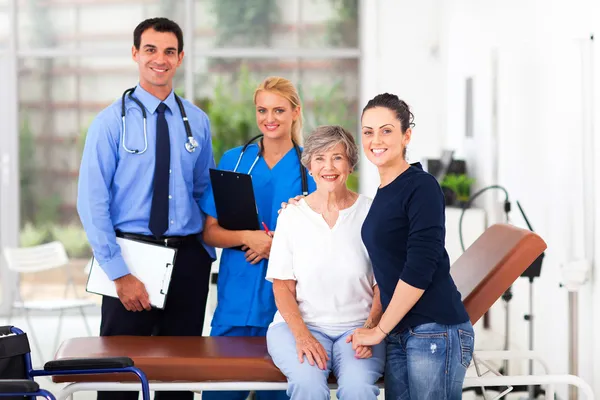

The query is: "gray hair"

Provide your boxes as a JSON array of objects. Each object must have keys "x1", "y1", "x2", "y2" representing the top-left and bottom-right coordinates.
[{"x1": 301, "y1": 125, "x2": 359, "y2": 170}]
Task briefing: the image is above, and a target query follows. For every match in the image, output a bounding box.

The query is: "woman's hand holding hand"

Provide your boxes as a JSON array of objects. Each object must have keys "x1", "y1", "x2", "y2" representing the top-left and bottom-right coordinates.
[{"x1": 346, "y1": 326, "x2": 386, "y2": 350}]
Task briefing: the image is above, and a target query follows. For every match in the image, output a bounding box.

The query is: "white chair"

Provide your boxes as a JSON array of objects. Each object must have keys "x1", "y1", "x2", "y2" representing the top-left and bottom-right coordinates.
[{"x1": 2, "y1": 241, "x2": 96, "y2": 362}]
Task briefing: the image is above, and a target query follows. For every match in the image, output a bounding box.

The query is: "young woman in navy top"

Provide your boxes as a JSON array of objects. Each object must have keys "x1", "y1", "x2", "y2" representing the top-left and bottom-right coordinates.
[{"x1": 347, "y1": 93, "x2": 475, "y2": 399}]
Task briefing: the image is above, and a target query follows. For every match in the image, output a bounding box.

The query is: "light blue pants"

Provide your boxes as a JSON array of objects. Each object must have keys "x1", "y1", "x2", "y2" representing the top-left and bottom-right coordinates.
[{"x1": 267, "y1": 322, "x2": 386, "y2": 400}]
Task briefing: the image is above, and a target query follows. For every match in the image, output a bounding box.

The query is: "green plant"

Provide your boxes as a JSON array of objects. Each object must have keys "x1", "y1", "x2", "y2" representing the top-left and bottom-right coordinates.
[
  {"x1": 300, "y1": 79, "x2": 356, "y2": 133},
  {"x1": 20, "y1": 113, "x2": 63, "y2": 228},
  {"x1": 77, "y1": 120, "x2": 93, "y2": 160},
  {"x1": 204, "y1": 64, "x2": 259, "y2": 162},
  {"x1": 211, "y1": 0, "x2": 278, "y2": 47},
  {"x1": 19, "y1": 222, "x2": 52, "y2": 247},
  {"x1": 20, "y1": 115, "x2": 37, "y2": 225},
  {"x1": 51, "y1": 224, "x2": 92, "y2": 258},
  {"x1": 441, "y1": 174, "x2": 475, "y2": 203},
  {"x1": 209, "y1": 0, "x2": 278, "y2": 71},
  {"x1": 34, "y1": 193, "x2": 63, "y2": 227},
  {"x1": 346, "y1": 172, "x2": 359, "y2": 193},
  {"x1": 18, "y1": 222, "x2": 92, "y2": 258},
  {"x1": 299, "y1": 79, "x2": 359, "y2": 191}
]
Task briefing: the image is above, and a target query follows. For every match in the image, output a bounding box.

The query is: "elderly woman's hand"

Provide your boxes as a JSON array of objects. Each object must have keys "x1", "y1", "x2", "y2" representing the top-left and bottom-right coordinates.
[
  {"x1": 278, "y1": 195, "x2": 304, "y2": 214},
  {"x1": 295, "y1": 333, "x2": 329, "y2": 370},
  {"x1": 353, "y1": 345, "x2": 373, "y2": 359}
]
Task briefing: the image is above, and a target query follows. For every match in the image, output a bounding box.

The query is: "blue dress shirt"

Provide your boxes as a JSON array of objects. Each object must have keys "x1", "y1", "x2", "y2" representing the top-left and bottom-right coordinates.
[{"x1": 77, "y1": 84, "x2": 216, "y2": 281}]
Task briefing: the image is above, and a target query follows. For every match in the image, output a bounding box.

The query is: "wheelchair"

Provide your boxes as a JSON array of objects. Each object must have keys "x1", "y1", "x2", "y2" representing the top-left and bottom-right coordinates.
[{"x1": 0, "y1": 325, "x2": 150, "y2": 399}]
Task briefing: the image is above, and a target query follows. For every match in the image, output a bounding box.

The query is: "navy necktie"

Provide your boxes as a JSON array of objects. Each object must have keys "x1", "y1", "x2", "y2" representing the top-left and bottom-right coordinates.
[{"x1": 149, "y1": 102, "x2": 170, "y2": 238}]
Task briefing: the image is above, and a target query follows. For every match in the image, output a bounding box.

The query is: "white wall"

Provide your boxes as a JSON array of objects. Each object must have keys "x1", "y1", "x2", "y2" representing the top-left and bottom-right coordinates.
[
  {"x1": 361, "y1": 0, "x2": 600, "y2": 397},
  {"x1": 444, "y1": 1, "x2": 600, "y2": 398},
  {"x1": 359, "y1": 0, "x2": 445, "y2": 196}
]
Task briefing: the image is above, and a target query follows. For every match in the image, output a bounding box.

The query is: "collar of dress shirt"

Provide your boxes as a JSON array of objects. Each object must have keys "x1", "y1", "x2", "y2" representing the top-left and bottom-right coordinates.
[{"x1": 134, "y1": 83, "x2": 179, "y2": 115}]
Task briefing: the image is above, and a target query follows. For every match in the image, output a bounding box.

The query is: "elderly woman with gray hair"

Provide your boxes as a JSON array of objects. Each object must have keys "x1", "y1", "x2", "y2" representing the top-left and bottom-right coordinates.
[{"x1": 265, "y1": 125, "x2": 385, "y2": 400}]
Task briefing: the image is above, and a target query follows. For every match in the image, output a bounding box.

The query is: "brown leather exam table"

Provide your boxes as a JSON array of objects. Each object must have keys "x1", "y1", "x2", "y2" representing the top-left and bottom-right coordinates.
[{"x1": 51, "y1": 224, "x2": 595, "y2": 399}]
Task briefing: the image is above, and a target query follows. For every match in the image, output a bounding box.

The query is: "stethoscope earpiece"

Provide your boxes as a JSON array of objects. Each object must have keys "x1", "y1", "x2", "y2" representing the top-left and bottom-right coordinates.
[{"x1": 121, "y1": 87, "x2": 199, "y2": 155}]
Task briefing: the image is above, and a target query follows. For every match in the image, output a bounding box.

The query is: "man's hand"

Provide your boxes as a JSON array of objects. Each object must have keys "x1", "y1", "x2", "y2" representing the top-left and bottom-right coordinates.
[
  {"x1": 278, "y1": 195, "x2": 304, "y2": 214},
  {"x1": 241, "y1": 230, "x2": 273, "y2": 264},
  {"x1": 114, "y1": 274, "x2": 151, "y2": 312}
]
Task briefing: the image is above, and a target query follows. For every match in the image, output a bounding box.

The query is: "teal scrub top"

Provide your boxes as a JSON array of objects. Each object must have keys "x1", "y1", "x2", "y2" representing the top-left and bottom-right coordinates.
[{"x1": 200, "y1": 143, "x2": 316, "y2": 328}]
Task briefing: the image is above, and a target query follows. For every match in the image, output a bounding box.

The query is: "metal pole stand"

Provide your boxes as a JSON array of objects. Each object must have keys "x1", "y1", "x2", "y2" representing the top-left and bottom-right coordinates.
[{"x1": 560, "y1": 259, "x2": 591, "y2": 400}]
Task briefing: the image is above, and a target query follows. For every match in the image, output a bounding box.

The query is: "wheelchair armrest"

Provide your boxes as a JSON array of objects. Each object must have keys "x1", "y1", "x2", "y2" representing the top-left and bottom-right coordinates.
[
  {"x1": 0, "y1": 326, "x2": 13, "y2": 336},
  {"x1": 0, "y1": 379, "x2": 39, "y2": 393},
  {"x1": 44, "y1": 357, "x2": 134, "y2": 372}
]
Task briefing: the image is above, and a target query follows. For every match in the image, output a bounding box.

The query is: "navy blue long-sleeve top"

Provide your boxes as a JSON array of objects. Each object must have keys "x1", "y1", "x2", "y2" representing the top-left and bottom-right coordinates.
[{"x1": 361, "y1": 162, "x2": 469, "y2": 334}]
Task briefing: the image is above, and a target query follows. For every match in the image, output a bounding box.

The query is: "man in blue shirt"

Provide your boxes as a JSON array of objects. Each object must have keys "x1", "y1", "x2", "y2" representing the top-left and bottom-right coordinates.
[{"x1": 77, "y1": 17, "x2": 215, "y2": 400}]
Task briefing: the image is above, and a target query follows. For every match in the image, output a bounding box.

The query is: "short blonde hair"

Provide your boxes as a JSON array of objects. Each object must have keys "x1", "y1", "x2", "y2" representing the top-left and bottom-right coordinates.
[
  {"x1": 301, "y1": 125, "x2": 359, "y2": 171},
  {"x1": 253, "y1": 76, "x2": 303, "y2": 144}
]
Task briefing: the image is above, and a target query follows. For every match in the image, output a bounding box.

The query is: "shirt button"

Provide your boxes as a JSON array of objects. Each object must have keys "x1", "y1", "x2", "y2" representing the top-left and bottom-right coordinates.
[
  {"x1": 168, "y1": 195, "x2": 172, "y2": 200},
  {"x1": 169, "y1": 169, "x2": 172, "y2": 174},
  {"x1": 170, "y1": 220, "x2": 174, "y2": 225}
]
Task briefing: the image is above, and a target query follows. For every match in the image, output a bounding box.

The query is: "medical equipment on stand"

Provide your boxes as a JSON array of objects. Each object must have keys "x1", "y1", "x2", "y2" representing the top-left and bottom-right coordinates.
[
  {"x1": 459, "y1": 185, "x2": 548, "y2": 399},
  {"x1": 120, "y1": 87, "x2": 198, "y2": 155}
]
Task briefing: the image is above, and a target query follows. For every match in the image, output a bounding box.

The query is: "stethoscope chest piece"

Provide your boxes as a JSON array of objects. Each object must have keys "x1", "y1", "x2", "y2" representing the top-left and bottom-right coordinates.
[{"x1": 185, "y1": 137, "x2": 199, "y2": 153}]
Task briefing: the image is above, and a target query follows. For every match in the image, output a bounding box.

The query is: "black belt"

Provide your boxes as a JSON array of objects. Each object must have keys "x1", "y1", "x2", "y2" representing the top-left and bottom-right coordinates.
[{"x1": 116, "y1": 231, "x2": 198, "y2": 248}]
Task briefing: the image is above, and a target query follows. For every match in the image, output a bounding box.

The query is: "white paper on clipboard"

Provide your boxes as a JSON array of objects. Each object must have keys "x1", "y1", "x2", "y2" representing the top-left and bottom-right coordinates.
[{"x1": 86, "y1": 237, "x2": 177, "y2": 309}]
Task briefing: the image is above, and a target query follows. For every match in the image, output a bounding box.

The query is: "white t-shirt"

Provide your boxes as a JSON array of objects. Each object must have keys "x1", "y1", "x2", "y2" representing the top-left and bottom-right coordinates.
[{"x1": 266, "y1": 194, "x2": 376, "y2": 331}]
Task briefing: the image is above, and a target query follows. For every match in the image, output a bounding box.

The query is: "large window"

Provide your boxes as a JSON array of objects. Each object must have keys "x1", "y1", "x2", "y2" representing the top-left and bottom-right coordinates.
[
  {"x1": 0, "y1": 0, "x2": 8, "y2": 51},
  {"x1": 17, "y1": 2, "x2": 166, "y2": 50},
  {"x1": 192, "y1": 0, "x2": 358, "y2": 50},
  {"x1": 19, "y1": 57, "x2": 138, "y2": 233},
  {"x1": 10, "y1": 0, "x2": 360, "y2": 303},
  {"x1": 16, "y1": 0, "x2": 359, "y2": 51}
]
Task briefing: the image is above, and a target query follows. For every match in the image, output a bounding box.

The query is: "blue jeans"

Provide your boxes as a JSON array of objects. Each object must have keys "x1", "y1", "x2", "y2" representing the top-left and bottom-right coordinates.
[
  {"x1": 267, "y1": 322, "x2": 386, "y2": 400},
  {"x1": 384, "y1": 321, "x2": 474, "y2": 400},
  {"x1": 202, "y1": 325, "x2": 289, "y2": 400}
]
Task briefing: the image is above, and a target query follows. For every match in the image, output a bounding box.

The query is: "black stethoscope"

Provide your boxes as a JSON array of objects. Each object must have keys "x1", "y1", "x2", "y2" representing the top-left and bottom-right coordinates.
[
  {"x1": 234, "y1": 134, "x2": 308, "y2": 196},
  {"x1": 120, "y1": 87, "x2": 199, "y2": 154}
]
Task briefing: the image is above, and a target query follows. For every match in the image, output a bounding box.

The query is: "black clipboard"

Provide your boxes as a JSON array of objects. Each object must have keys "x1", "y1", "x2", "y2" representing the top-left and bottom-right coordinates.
[{"x1": 209, "y1": 169, "x2": 260, "y2": 249}]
